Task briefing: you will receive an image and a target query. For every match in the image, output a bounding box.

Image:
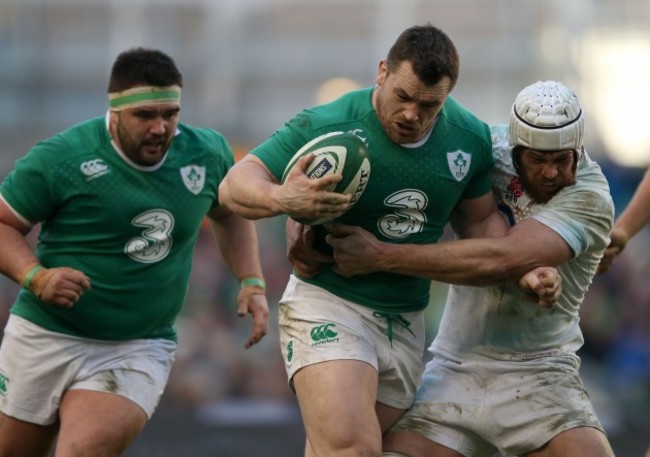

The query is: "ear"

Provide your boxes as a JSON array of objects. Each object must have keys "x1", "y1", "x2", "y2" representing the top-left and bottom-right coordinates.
[
  {"x1": 108, "y1": 110, "x2": 119, "y2": 139},
  {"x1": 376, "y1": 59, "x2": 388, "y2": 86}
]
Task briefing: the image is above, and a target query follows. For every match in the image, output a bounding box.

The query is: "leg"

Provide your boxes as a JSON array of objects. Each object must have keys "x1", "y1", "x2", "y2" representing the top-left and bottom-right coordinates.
[
  {"x1": 54, "y1": 390, "x2": 147, "y2": 457},
  {"x1": 0, "y1": 412, "x2": 58, "y2": 457},
  {"x1": 294, "y1": 359, "x2": 387, "y2": 457},
  {"x1": 524, "y1": 426, "x2": 615, "y2": 457},
  {"x1": 383, "y1": 430, "x2": 463, "y2": 457}
]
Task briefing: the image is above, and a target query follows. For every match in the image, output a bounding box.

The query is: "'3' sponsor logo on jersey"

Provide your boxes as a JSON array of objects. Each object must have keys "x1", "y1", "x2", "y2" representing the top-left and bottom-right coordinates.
[
  {"x1": 125, "y1": 209, "x2": 174, "y2": 263},
  {"x1": 378, "y1": 189, "x2": 427, "y2": 239}
]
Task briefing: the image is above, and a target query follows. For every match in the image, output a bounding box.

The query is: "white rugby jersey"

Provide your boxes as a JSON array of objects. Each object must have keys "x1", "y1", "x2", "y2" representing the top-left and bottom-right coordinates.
[{"x1": 431, "y1": 124, "x2": 614, "y2": 362}]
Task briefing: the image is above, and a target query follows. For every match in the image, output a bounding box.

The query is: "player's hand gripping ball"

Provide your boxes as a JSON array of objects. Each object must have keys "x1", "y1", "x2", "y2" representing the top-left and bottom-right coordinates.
[{"x1": 281, "y1": 131, "x2": 371, "y2": 225}]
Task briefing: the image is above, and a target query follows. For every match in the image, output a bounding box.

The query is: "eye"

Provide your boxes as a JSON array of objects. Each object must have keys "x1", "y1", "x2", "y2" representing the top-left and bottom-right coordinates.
[
  {"x1": 420, "y1": 102, "x2": 439, "y2": 110},
  {"x1": 135, "y1": 111, "x2": 156, "y2": 120}
]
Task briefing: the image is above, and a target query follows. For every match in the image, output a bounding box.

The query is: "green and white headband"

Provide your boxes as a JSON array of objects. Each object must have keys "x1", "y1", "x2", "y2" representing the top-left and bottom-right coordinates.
[{"x1": 108, "y1": 85, "x2": 181, "y2": 111}]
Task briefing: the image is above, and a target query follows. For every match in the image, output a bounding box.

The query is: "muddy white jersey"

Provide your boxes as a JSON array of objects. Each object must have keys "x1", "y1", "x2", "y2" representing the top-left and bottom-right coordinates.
[{"x1": 431, "y1": 124, "x2": 614, "y2": 362}]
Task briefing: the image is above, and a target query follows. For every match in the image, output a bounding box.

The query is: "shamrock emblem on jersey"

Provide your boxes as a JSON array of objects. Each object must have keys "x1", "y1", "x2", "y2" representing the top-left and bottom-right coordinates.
[
  {"x1": 180, "y1": 164, "x2": 206, "y2": 195},
  {"x1": 446, "y1": 150, "x2": 471, "y2": 182}
]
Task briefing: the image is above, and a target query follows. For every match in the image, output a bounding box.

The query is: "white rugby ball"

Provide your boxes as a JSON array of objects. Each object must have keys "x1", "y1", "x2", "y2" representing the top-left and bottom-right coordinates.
[{"x1": 281, "y1": 131, "x2": 371, "y2": 225}]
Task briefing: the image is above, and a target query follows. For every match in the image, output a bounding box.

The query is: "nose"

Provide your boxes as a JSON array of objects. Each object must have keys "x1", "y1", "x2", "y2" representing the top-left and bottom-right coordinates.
[
  {"x1": 149, "y1": 117, "x2": 166, "y2": 135},
  {"x1": 541, "y1": 164, "x2": 559, "y2": 179},
  {"x1": 402, "y1": 103, "x2": 419, "y2": 122}
]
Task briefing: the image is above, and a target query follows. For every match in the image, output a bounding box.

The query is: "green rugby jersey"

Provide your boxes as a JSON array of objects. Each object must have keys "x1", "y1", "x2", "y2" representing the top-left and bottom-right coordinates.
[
  {"x1": 253, "y1": 87, "x2": 493, "y2": 312},
  {"x1": 0, "y1": 116, "x2": 233, "y2": 340}
]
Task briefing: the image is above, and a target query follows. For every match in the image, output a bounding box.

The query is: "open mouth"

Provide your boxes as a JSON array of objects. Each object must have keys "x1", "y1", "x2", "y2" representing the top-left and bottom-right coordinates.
[
  {"x1": 395, "y1": 122, "x2": 415, "y2": 135},
  {"x1": 142, "y1": 142, "x2": 164, "y2": 153}
]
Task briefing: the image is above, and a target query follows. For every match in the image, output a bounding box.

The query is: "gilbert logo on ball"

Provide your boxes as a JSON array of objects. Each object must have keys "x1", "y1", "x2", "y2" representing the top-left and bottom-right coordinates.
[{"x1": 282, "y1": 131, "x2": 371, "y2": 225}]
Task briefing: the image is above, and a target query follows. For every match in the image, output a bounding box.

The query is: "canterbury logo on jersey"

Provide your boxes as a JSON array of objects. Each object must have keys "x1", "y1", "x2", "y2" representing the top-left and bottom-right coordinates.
[
  {"x1": 446, "y1": 150, "x2": 471, "y2": 182},
  {"x1": 310, "y1": 323, "x2": 340, "y2": 345},
  {"x1": 80, "y1": 159, "x2": 110, "y2": 180}
]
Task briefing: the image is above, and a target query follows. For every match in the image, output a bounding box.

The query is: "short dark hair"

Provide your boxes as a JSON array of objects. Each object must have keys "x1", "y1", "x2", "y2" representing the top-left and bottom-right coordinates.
[
  {"x1": 107, "y1": 47, "x2": 183, "y2": 93},
  {"x1": 386, "y1": 24, "x2": 459, "y2": 88}
]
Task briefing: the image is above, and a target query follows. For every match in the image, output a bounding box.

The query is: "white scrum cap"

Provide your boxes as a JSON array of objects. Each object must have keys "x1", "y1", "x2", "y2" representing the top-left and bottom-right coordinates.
[{"x1": 509, "y1": 80, "x2": 584, "y2": 151}]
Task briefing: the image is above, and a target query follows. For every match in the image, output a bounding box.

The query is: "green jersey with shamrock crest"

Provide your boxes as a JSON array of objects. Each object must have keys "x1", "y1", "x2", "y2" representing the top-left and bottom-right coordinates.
[
  {"x1": 253, "y1": 87, "x2": 493, "y2": 313},
  {"x1": 0, "y1": 116, "x2": 233, "y2": 341}
]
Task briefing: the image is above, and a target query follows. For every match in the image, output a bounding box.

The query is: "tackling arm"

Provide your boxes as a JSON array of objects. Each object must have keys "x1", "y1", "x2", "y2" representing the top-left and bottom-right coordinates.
[
  {"x1": 327, "y1": 217, "x2": 572, "y2": 286},
  {"x1": 327, "y1": 189, "x2": 571, "y2": 286}
]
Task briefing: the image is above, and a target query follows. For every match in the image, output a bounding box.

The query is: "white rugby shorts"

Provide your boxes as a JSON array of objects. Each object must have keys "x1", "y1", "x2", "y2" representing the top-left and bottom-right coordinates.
[
  {"x1": 392, "y1": 354, "x2": 605, "y2": 456},
  {"x1": 0, "y1": 314, "x2": 176, "y2": 425},
  {"x1": 278, "y1": 275, "x2": 426, "y2": 409}
]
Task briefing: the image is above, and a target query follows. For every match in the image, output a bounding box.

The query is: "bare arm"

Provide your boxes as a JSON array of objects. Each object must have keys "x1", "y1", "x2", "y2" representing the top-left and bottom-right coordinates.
[
  {"x1": 218, "y1": 154, "x2": 350, "y2": 221},
  {"x1": 0, "y1": 197, "x2": 39, "y2": 283},
  {"x1": 327, "y1": 217, "x2": 571, "y2": 286},
  {"x1": 0, "y1": 197, "x2": 90, "y2": 307},
  {"x1": 599, "y1": 168, "x2": 650, "y2": 273},
  {"x1": 449, "y1": 191, "x2": 509, "y2": 239},
  {"x1": 285, "y1": 192, "x2": 507, "y2": 280},
  {"x1": 207, "y1": 205, "x2": 269, "y2": 349}
]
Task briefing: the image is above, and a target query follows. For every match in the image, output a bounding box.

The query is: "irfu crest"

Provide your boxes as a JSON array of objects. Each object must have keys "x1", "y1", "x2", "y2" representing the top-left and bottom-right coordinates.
[
  {"x1": 180, "y1": 165, "x2": 206, "y2": 195},
  {"x1": 446, "y1": 151, "x2": 471, "y2": 182}
]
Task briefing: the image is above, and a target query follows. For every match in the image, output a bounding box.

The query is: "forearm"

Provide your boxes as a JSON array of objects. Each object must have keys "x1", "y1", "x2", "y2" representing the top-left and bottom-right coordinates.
[
  {"x1": 377, "y1": 238, "x2": 529, "y2": 286},
  {"x1": 219, "y1": 161, "x2": 283, "y2": 220},
  {"x1": 0, "y1": 223, "x2": 38, "y2": 285},
  {"x1": 615, "y1": 168, "x2": 650, "y2": 240},
  {"x1": 209, "y1": 213, "x2": 264, "y2": 281}
]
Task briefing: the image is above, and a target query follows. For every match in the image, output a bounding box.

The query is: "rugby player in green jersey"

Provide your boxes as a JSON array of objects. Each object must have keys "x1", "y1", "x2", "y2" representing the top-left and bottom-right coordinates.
[
  {"x1": 220, "y1": 24, "x2": 558, "y2": 457},
  {"x1": 0, "y1": 48, "x2": 269, "y2": 457},
  {"x1": 310, "y1": 81, "x2": 616, "y2": 457}
]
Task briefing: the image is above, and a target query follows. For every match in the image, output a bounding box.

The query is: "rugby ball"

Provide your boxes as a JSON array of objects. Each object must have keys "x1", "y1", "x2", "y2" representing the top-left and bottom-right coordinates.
[{"x1": 281, "y1": 131, "x2": 371, "y2": 225}]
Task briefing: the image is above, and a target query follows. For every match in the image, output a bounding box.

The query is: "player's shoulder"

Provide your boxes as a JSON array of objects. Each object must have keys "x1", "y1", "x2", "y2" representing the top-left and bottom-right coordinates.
[
  {"x1": 572, "y1": 152, "x2": 614, "y2": 212},
  {"x1": 489, "y1": 124, "x2": 513, "y2": 166},
  {"x1": 175, "y1": 123, "x2": 233, "y2": 157},
  {"x1": 441, "y1": 97, "x2": 490, "y2": 132},
  {"x1": 171, "y1": 124, "x2": 235, "y2": 176},
  {"x1": 31, "y1": 116, "x2": 108, "y2": 160},
  {"x1": 176, "y1": 123, "x2": 228, "y2": 146},
  {"x1": 440, "y1": 96, "x2": 491, "y2": 147},
  {"x1": 301, "y1": 87, "x2": 375, "y2": 131}
]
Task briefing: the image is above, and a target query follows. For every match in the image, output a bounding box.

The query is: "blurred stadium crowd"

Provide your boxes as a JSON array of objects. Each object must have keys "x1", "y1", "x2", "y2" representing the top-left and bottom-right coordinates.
[{"x1": 0, "y1": 1, "x2": 648, "y2": 455}]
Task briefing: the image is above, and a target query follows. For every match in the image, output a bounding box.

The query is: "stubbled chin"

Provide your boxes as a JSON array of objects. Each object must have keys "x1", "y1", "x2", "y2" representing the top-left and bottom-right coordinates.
[
  {"x1": 533, "y1": 190, "x2": 554, "y2": 203},
  {"x1": 389, "y1": 128, "x2": 416, "y2": 144}
]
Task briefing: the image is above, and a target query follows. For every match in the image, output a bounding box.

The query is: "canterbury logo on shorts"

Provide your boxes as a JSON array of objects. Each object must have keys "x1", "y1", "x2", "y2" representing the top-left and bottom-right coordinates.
[
  {"x1": 310, "y1": 323, "x2": 340, "y2": 346},
  {"x1": 0, "y1": 371, "x2": 9, "y2": 396}
]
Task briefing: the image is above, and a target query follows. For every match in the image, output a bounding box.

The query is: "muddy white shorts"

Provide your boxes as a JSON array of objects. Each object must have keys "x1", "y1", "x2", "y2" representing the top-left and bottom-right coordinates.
[
  {"x1": 391, "y1": 353, "x2": 605, "y2": 456},
  {"x1": 278, "y1": 275, "x2": 426, "y2": 409},
  {"x1": 0, "y1": 314, "x2": 176, "y2": 425}
]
